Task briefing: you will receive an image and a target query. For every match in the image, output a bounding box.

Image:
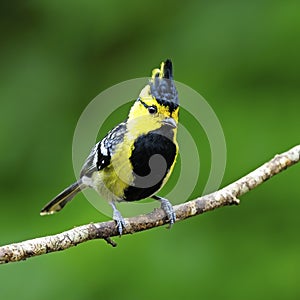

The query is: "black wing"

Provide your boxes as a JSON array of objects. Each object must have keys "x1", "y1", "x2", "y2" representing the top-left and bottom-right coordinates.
[{"x1": 80, "y1": 122, "x2": 127, "y2": 178}]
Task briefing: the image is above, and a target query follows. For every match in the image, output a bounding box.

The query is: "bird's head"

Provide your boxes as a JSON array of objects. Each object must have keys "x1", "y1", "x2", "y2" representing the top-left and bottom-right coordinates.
[{"x1": 128, "y1": 59, "x2": 179, "y2": 136}]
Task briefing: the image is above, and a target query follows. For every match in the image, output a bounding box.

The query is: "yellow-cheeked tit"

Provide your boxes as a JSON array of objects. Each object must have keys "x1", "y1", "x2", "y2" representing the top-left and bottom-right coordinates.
[{"x1": 41, "y1": 59, "x2": 179, "y2": 235}]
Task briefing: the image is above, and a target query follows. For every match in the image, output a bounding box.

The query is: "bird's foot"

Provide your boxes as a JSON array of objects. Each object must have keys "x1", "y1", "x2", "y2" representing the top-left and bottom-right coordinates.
[
  {"x1": 152, "y1": 196, "x2": 176, "y2": 228},
  {"x1": 113, "y1": 210, "x2": 126, "y2": 236},
  {"x1": 110, "y1": 202, "x2": 126, "y2": 235}
]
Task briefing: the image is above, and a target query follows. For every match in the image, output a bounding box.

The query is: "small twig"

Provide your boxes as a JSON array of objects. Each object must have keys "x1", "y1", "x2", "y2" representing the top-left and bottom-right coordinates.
[
  {"x1": 0, "y1": 145, "x2": 299, "y2": 264},
  {"x1": 104, "y1": 237, "x2": 117, "y2": 247}
]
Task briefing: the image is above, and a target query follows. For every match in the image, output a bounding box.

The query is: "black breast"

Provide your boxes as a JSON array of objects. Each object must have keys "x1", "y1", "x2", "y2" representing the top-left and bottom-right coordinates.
[{"x1": 124, "y1": 131, "x2": 177, "y2": 201}]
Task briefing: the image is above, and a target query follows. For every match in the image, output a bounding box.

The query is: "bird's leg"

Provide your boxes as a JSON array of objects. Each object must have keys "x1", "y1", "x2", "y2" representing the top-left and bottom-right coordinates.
[
  {"x1": 152, "y1": 195, "x2": 176, "y2": 228},
  {"x1": 110, "y1": 201, "x2": 126, "y2": 236}
]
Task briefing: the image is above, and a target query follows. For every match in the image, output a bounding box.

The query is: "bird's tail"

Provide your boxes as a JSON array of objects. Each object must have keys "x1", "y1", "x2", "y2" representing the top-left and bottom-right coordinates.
[{"x1": 40, "y1": 179, "x2": 86, "y2": 216}]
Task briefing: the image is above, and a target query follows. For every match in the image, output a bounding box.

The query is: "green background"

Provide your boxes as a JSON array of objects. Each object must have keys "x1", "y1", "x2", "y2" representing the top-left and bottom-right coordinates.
[{"x1": 1, "y1": 1, "x2": 299, "y2": 299}]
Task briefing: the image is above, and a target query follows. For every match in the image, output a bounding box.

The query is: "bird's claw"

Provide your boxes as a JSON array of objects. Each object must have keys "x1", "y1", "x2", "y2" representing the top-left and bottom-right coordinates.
[
  {"x1": 159, "y1": 197, "x2": 176, "y2": 228},
  {"x1": 113, "y1": 209, "x2": 126, "y2": 236}
]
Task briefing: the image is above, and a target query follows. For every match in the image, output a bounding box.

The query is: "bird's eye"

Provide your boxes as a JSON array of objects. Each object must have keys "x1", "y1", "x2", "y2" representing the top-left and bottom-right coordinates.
[{"x1": 148, "y1": 106, "x2": 157, "y2": 114}]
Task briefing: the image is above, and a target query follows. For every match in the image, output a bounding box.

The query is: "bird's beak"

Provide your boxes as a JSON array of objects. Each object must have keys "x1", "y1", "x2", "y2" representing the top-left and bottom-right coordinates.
[{"x1": 162, "y1": 117, "x2": 177, "y2": 128}]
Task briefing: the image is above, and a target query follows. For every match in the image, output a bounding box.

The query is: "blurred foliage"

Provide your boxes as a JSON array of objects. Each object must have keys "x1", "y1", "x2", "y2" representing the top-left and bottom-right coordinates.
[{"x1": 0, "y1": 1, "x2": 300, "y2": 299}]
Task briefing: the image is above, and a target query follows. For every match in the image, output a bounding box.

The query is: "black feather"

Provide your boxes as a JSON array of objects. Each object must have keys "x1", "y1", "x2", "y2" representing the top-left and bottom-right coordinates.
[
  {"x1": 149, "y1": 59, "x2": 179, "y2": 108},
  {"x1": 124, "y1": 131, "x2": 177, "y2": 201},
  {"x1": 80, "y1": 122, "x2": 127, "y2": 177}
]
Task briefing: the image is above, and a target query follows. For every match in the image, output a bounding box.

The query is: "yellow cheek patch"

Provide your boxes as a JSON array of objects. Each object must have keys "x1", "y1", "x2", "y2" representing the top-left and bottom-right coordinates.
[
  {"x1": 129, "y1": 101, "x2": 147, "y2": 119},
  {"x1": 128, "y1": 97, "x2": 179, "y2": 138},
  {"x1": 158, "y1": 104, "x2": 170, "y2": 116},
  {"x1": 171, "y1": 107, "x2": 179, "y2": 122},
  {"x1": 130, "y1": 98, "x2": 179, "y2": 122}
]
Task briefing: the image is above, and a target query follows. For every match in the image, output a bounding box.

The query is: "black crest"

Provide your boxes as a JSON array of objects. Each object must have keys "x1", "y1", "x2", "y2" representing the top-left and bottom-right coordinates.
[{"x1": 149, "y1": 59, "x2": 179, "y2": 111}]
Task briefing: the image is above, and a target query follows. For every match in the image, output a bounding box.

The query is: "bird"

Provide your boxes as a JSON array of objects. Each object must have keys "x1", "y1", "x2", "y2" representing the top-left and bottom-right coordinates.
[{"x1": 40, "y1": 59, "x2": 179, "y2": 235}]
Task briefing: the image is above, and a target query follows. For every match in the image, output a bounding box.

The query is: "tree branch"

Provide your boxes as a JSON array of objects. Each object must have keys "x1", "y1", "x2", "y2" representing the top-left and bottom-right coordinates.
[{"x1": 1, "y1": 145, "x2": 299, "y2": 264}]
